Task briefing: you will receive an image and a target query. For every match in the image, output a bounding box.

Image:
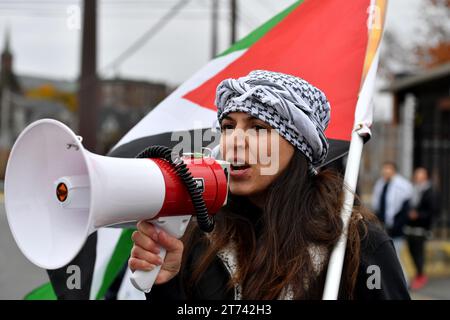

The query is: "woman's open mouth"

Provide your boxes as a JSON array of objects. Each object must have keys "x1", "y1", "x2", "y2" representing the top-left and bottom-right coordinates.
[{"x1": 230, "y1": 163, "x2": 252, "y2": 178}]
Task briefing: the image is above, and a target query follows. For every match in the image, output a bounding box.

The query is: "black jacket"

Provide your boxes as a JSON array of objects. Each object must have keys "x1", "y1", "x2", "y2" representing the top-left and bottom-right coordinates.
[
  {"x1": 406, "y1": 187, "x2": 438, "y2": 230},
  {"x1": 146, "y1": 199, "x2": 410, "y2": 301},
  {"x1": 386, "y1": 199, "x2": 410, "y2": 238}
]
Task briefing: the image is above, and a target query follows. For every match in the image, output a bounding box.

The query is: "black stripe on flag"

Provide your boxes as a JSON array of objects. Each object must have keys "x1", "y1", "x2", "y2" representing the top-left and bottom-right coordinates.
[{"x1": 109, "y1": 128, "x2": 350, "y2": 167}]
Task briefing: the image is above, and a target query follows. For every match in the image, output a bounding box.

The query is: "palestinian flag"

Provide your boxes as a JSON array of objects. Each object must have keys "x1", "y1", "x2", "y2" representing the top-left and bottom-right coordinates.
[{"x1": 25, "y1": 0, "x2": 386, "y2": 299}]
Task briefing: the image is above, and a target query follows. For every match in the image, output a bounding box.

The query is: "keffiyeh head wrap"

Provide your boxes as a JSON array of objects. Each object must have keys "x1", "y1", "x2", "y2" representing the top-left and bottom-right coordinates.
[{"x1": 215, "y1": 70, "x2": 331, "y2": 167}]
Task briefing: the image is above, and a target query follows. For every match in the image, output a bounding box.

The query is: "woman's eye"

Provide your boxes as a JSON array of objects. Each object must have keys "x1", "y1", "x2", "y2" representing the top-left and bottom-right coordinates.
[
  {"x1": 220, "y1": 124, "x2": 234, "y2": 131},
  {"x1": 253, "y1": 124, "x2": 267, "y2": 131}
]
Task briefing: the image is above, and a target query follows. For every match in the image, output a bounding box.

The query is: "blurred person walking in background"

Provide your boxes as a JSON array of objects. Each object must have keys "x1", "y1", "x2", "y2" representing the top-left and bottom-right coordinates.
[
  {"x1": 372, "y1": 162, "x2": 413, "y2": 279},
  {"x1": 404, "y1": 167, "x2": 438, "y2": 290}
]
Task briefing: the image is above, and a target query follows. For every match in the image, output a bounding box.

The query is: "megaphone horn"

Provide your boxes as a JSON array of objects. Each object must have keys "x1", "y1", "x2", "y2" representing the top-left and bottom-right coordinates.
[{"x1": 4, "y1": 119, "x2": 229, "y2": 293}]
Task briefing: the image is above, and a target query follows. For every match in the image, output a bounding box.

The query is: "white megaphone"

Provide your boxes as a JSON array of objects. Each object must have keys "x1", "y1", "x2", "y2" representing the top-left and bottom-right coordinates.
[{"x1": 4, "y1": 119, "x2": 229, "y2": 293}]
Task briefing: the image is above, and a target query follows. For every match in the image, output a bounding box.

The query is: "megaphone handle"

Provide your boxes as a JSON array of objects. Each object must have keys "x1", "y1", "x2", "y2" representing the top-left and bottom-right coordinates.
[
  {"x1": 130, "y1": 245, "x2": 167, "y2": 293},
  {"x1": 129, "y1": 215, "x2": 191, "y2": 293}
]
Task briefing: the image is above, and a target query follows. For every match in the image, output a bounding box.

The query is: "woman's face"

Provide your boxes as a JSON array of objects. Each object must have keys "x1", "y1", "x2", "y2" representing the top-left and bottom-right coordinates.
[{"x1": 219, "y1": 112, "x2": 294, "y2": 197}]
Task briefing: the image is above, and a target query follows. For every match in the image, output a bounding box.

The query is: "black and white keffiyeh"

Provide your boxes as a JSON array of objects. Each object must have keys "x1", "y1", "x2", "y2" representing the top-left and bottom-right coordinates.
[{"x1": 215, "y1": 70, "x2": 331, "y2": 167}]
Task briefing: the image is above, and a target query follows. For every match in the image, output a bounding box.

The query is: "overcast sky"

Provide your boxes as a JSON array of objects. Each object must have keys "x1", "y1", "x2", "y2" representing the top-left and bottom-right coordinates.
[{"x1": 0, "y1": 0, "x2": 423, "y2": 87}]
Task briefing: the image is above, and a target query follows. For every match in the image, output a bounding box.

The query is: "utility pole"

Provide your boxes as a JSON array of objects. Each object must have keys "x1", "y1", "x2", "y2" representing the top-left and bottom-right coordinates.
[
  {"x1": 230, "y1": 0, "x2": 237, "y2": 45},
  {"x1": 0, "y1": 26, "x2": 13, "y2": 148},
  {"x1": 78, "y1": 0, "x2": 99, "y2": 152},
  {"x1": 211, "y1": 0, "x2": 219, "y2": 59}
]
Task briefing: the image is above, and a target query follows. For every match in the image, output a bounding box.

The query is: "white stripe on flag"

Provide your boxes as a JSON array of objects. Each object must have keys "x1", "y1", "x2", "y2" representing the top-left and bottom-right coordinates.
[
  {"x1": 112, "y1": 50, "x2": 246, "y2": 150},
  {"x1": 89, "y1": 228, "x2": 123, "y2": 300}
]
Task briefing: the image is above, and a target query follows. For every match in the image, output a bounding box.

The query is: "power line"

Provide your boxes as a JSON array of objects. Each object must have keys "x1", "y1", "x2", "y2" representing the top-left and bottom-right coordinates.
[
  {"x1": 0, "y1": 0, "x2": 181, "y2": 4},
  {"x1": 0, "y1": 12, "x2": 223, "y2": 20},
  {"x1": 0, "y1": 7, "x2": 221, "y2": 15},
  {"x1": 101, "y1": 0, "x2": 191, "y2": 74},
  {"x1": 196, "y1": 0, "x2": 253, "y2": 32},
  {"x1": 211, "y1": 0, "x2": 218, "y2": 58},
  {"x1": 0, "y1": 6, "x2": 206, "y2": 12}
]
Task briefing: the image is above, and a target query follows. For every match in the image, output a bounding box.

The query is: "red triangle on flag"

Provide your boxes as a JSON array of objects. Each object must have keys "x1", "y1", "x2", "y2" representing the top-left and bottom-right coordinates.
[{"x1": 183, "y1": 0, "x2": 370, "y2": 142}]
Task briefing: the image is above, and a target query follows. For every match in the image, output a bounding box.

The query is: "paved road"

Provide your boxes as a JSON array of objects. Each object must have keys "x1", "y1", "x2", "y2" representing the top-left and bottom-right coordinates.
[
  {"x1": 410, "y1": 277, "x2": 450, "y2": 300},
  {"x1": 0, "y1": 199, "x2": 48, "y2": 300}
]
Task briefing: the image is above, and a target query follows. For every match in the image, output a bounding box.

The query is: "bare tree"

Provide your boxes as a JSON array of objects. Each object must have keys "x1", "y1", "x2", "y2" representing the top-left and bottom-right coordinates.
[
  {"x1": 413, "y1": 0, "x2": 450, "y2": 68},
  {"x1": 378, "y1": 30, "x2": 417, "y2": 78},
  {"x1": 379, "y1": 0, "x2": 450, "y2": 77}
]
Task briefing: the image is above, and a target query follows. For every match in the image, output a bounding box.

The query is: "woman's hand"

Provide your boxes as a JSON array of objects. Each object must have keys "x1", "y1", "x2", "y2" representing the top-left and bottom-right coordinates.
[{"x1": 129, "y1": 220, "x2": 184, "y2": 285}]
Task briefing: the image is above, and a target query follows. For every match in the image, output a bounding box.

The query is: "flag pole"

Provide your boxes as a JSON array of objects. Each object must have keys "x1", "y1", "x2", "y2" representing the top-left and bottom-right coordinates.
[
  {"x1": 322, "y1": 0, "x2": 387, "y2": 299},
  {"x1": 322, "y1": 126, "x2": 365, "y2": 300}
]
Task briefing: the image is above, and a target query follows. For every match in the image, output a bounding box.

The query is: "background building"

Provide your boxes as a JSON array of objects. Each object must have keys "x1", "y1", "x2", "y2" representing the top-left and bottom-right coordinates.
[{"x1": 0, "y1": 30, "x2": 170, "y2": 178}]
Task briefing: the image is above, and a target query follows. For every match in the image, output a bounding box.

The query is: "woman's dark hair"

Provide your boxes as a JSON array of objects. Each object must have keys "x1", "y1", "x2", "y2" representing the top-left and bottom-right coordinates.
[{"x1": 180, "y1": 150, "x2": 378, "y2": 299}]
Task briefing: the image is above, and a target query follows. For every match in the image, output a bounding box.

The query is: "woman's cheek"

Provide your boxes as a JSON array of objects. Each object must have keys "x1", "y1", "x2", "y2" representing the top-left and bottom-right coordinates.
[{"x1": 219, "y1": 137, "x2": 227, "y2": 159}]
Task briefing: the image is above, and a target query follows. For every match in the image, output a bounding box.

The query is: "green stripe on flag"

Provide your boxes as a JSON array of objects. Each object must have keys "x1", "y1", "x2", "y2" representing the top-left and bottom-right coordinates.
[
  {"x1": 24, "y1": 282, "x2": 57, "y2": 300},
  {"x1": 219, "y1": 0, "x2": 303, "y2": 57},
  {"x1": 95, "y1": 228, "x2": 134, "y2": 300}
]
